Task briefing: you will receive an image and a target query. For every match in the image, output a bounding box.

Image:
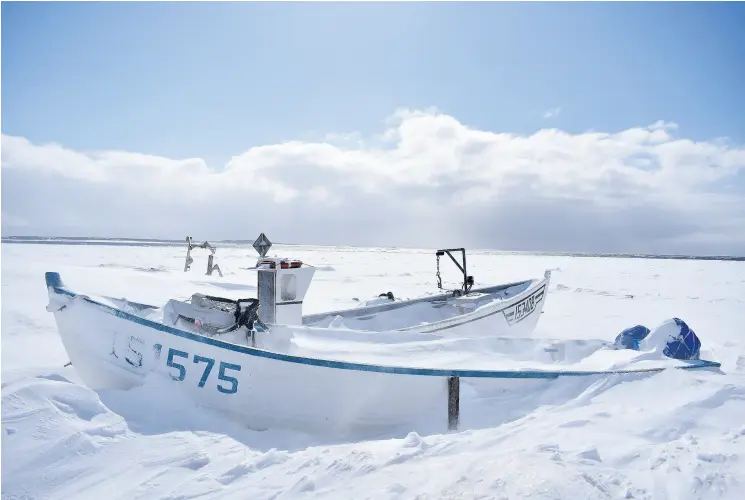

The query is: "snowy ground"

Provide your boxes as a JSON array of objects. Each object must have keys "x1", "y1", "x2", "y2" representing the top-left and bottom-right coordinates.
[{"x1": 2, "y1": 242, "x2": 745, "y2": 499}]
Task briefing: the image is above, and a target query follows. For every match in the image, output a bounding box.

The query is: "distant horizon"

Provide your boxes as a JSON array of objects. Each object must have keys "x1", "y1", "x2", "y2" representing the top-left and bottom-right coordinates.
[{"x1": 3, "y1": 234, "x2": 743, "y2": 261}]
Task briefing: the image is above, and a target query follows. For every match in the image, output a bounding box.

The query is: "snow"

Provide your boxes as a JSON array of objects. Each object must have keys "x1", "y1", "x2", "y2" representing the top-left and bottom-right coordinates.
[
  {"x1": 643, "y1": 319, "x2": 682, "y2": 352},
  {"x1": 3, "y1": 241, "x2": 745, "y2": 499}
]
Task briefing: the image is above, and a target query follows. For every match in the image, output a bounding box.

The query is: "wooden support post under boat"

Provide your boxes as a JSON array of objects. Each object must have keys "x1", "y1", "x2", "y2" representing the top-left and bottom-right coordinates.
[{"x1": 448, "y1": 376, "x2": 460, "y2": 431}]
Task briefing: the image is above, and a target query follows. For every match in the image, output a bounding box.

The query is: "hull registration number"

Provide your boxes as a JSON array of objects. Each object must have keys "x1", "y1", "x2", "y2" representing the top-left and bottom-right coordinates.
[{"x1": 503, "y1": 287, "x2": 545, "y2": 326}]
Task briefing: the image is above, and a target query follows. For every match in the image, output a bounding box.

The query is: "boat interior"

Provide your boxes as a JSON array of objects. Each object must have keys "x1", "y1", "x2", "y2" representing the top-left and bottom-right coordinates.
[{"x1": 301, "y1": 279, "x2": 537, "y2": 332}]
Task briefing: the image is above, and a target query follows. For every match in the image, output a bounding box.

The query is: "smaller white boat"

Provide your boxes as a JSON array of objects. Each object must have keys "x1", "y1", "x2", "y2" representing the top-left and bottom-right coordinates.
[
  {"x1": 301, "y1": 248, "x2": 551, "y2": 338},
  {"x1": 162, "y1": 246, "x2": 552, "y2": 341}
]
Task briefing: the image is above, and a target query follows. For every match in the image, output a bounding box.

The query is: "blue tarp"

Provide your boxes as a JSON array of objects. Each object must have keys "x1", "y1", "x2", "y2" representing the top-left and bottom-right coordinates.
[
  {"x1": 661, "y1": 318, "x2": 701, "y2": 360},
  {"x1": 613, "y1": 324, "x2": 650, "y2": 350},
  {"x1": 614, "y1": 318, "x2": 701, "y2": 360}
]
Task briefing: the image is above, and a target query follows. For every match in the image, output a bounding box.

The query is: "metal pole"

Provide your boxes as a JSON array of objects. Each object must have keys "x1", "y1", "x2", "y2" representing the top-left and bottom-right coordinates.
[{"x1": 448, "y1": 376, "x2": 460, "y2": 431}]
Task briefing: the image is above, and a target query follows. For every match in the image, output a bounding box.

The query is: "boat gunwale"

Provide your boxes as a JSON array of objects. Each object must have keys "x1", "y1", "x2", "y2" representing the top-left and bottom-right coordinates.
[
  {"x1": 301, "y1": 278, "x2": 538, "y2": 325},
  {"x1": 45, "y1": 271, "x2": 722, "y2": 379}
]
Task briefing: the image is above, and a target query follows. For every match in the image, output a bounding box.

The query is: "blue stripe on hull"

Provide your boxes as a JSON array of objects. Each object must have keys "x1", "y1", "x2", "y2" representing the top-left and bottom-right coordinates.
[{"x1": 45, "y1": 272, "x2": 722, "y2": 379}]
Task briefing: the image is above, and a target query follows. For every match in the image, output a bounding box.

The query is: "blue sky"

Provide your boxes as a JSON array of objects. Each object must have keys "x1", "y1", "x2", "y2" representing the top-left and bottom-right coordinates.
[
  {"x1": 2, "y1": 2, "x2": 745, "y2": 255},
  {"x1": 3, "y1": 2, "x2": 744, "y2": 164}
]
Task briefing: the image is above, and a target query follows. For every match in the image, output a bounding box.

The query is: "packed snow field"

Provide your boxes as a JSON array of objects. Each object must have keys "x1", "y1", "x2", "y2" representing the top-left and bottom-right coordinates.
[{"x1": 2, "y1": 242, "x2": 745, "y2": 499}]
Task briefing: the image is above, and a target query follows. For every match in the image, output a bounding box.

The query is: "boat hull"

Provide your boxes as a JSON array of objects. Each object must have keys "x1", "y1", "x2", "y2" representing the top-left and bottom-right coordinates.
[
  {"x1": 45, "y1": 271, "x2": 721, "y2": 435},
  {"x1": 46, "y1": 276, "x2": 448, "y2": 435}
]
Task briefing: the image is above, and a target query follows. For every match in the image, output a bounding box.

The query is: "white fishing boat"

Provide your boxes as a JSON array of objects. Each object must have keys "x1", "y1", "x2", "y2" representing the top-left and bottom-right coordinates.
[{"x1": 44, "y1": 241, "x2": 721, "y2": 435}]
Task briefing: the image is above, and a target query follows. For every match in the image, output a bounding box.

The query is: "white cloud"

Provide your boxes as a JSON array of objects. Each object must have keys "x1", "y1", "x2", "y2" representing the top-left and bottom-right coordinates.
[
  {"x1": 543, "y1": 107, "x2": 561, "y2": 119},
  {"x1": 2, "y1": 108, "x2": 745, "y2": 255}
]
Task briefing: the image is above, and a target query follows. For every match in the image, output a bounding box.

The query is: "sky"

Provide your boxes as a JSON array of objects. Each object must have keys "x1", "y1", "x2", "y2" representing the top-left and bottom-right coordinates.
[{"x1": 2, "y1": 2, "x2": 745, "y2": 256}]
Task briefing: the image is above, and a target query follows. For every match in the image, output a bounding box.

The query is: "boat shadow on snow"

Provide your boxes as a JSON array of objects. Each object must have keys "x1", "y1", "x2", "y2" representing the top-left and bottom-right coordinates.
[
  {"x1": 88, "y1": 363, "x2": 725, "y2": 452},
  {"x1": 93, "y1": 372, "x2": 349, "y2": 453}
]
